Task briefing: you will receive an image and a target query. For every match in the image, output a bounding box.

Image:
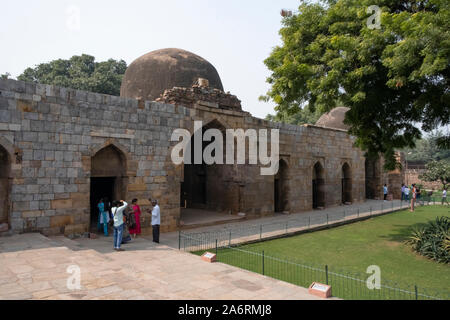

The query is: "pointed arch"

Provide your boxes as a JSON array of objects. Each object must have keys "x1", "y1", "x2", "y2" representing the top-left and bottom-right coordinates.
[
  {"x1": 0, "y1": 140, "x2": 13, "y2": 228},
  {"x1": 89, "y1": 140, "x2": 129, "y2": 232},
  {"x1": 313, "y1": 161, "x2": 325, "y2": 209},
  {"x1": 275, "y1": 159, "x2": 289, "y2": 213},
  {"x1": 341, "y1": 162, "x2": 352, "y2": 204}
]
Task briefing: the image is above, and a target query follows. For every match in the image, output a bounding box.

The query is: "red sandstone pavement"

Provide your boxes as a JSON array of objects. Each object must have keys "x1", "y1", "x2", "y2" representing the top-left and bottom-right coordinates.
[{"x1": 0, "y1": 233, "x2": 329, "y2": 300}]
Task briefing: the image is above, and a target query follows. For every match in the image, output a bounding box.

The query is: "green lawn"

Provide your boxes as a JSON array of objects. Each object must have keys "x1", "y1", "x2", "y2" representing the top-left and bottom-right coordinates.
[{"x1": 194, "y1": 206, "x2": 450, "y2": 300}]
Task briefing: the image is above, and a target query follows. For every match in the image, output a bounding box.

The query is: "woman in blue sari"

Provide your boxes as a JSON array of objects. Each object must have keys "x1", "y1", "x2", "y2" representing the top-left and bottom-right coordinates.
[{"x1": 97, "y1": 198, "x2": 109, "y2": 236}]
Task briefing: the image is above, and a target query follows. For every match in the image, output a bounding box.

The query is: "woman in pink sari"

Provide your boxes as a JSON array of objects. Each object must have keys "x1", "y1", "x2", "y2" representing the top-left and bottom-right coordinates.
[{"x1": 130, "y1": 199, "x2": 142, "y2": 238}]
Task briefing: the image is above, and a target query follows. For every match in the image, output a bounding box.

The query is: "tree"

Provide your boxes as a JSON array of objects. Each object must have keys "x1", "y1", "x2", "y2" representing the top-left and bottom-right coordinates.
[
  {"x1": 0, "y1": 73, "x2": 11, "y2": 80},
  {"x1": 18, "y1": 54, "x2": 127, "y2": 96},
  {"x1": 403, "y1": 131, "x2": 450, "y2": 163},
  {"x1": 262, "y1": 0, "x2": 449, "y2": 170},
  {"x1": 419, "y1": 160, "x2": 450, "y2": 189},
  {"x1": 265, "y1": 105, "x2": 321, "y2": 125}
]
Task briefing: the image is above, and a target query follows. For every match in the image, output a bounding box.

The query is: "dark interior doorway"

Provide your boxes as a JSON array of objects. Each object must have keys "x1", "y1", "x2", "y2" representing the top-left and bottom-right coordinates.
[
  {"x1": 182, "y1": 120, "x2": 228, "y2": 211},
  {"x1": 0, "y1": 145, "x2": 11, "y2": 227},
  {"x1": 365, "y1": 157, "x2": 381, "y2": 199},
  {"x1": 90, "y1": 177, "x2": 115, "y2": 231},
  {"x1": 313, "y1": 162, "x2": 325, "y2": 209},
  {"x1": 342, "y1": 163, "x2": 352, "y2": 204},
  {"x1": 274, "y1": 160, "x2": 289, "y2": 213},
  {"x1": 90, "y1": 144, "x2": 127, "y2": 232}
]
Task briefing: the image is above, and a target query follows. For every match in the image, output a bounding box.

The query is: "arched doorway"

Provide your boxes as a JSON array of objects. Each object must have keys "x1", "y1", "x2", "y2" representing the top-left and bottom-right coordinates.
[
  {"x1": 181, "y1": 120, "x2": 232, "y2": 212},
  {"x1": 274, "y1": 160, "x2": 289, "y2": 213},
  {"x1": 312, "y1": 162, "x2": 325, "y2": 209},
  {"x1": 342, "y1": 163, "x2": 352, "y2": 204},
  {"x1": 0, "y1": 145, "x2": 11, "y2": 228},
  {"x1": 365, "y1": 157, "x2": 381, "y2": 199},
  {"x1": 90, "y1": 145, "x2": 127, "y2": 231}
]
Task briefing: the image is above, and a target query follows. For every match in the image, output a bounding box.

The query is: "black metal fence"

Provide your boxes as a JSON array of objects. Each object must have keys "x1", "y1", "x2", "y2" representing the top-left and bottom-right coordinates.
[
  {"x1": 179, "y1": 233, "x2": 449, "y2": 300},
  {"x1": 178, "y1": 199, "x2": 449, "y2": 300},
  {"x1": 179, "y1": 200, "x2": 431, "y2": 251}
]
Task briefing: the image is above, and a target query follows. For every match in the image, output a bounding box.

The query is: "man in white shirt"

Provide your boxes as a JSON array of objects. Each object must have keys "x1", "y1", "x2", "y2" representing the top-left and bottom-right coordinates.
[
  {"x1": 404, "y1": 186, "x2": 410, "y2": 201},
  {"x1": 442, "y1": 189, "x2": 448, "y2": 206},
  {"x1": 112, "y1": 200, "x2": 128, "y2": 251},
  {"x1": 150, "y1": 199, "x2": 161, "y2": 243}
]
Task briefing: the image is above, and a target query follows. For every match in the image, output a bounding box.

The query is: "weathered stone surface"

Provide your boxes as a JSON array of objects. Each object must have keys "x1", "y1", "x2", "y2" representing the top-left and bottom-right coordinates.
[
  {"x1": 0, "y1": 73, "x2": 404, "y2": 237},
  {"x1": 50, "y1": 215, "x2": 74, "y2": 227}
]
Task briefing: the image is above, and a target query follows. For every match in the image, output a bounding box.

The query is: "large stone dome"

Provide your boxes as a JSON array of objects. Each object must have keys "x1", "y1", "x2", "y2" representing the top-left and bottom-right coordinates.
[
  {"x1": 315, "y1": 107, "x2": 351, "y2": 130},
  {"x1": 120, "y1": 48, "x2": 224, "y2": 101}
]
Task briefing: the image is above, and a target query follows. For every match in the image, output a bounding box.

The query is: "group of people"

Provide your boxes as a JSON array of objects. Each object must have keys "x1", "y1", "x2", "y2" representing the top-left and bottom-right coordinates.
[
  {"x1": 97, "y1": 198, "x2": 161, "y2": 252},
  {"x1": 400, "y1": 183, "x2": 448, "y2": 212}
]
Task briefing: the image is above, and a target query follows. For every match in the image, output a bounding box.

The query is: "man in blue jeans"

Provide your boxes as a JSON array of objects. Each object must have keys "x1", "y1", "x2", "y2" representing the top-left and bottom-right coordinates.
[{"x1": 112, "y1": 200, "x2": 128, "y2": 251}]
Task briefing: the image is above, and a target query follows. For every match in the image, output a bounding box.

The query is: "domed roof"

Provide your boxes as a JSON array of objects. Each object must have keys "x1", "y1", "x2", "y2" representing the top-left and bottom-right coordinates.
[
  {"x1": 315, "y1": 107, "x2": 351, "y2": 130},
  {"x1": 120, "y1": 48, "x2": 224, "y2": 101}
]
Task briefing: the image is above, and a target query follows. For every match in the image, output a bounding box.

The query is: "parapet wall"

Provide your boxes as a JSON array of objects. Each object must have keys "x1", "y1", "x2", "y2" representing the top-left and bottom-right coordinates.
[{"x1": 0, "y1": 78, "x2": 378, "y2": 236}]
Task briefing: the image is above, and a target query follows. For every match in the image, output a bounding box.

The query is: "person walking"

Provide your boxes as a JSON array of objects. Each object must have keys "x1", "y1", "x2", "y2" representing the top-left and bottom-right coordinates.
[
  {"x1": 410, "y1": 184, "x2": 417, "y2": 212},
  {"x1": 404, "y1": 185, "x2": 410, "y2": 202},
  {"x1": 122, "y1": 206, "x2": 134, "y2": 244},
  {"x1": 442, "y1": 188, "x2": 448, "y2": 206},
  {"x1": 112, "y1": 200, "x2": 128, "y2": 251},
  {"x1": 383, "y1": 184, "x2": 388, "y2": 202},
  {"x1": 130, "y1": 199, "x2": 142, "y2": 238},
  {"x1": 149, "y1": 199, "x2": 161, "y2": 244},
  {"x1": 104, "y1": 197, "x2": 112, "y2": 221},
  {"x1": 98, "y1": 198, "x2": 109, "y2": 237}
]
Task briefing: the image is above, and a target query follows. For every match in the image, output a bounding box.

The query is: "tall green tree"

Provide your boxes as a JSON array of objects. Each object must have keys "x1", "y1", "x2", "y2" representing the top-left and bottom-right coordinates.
[
  {"x1": 18, "y1": 54, "x2": 127, "y2": 96},
  {"x1": 263, "y1": 0, "x2": 449, "y2": 169},
  {"x1": 419, "y1": 160, "x2": 450, "y2": 189},
  {"x1": 403, "y1": 131, "x2": 450, "y2": 163},
  {"x1": 265, "y1": 105, "x2": 321, "y2": 125}
]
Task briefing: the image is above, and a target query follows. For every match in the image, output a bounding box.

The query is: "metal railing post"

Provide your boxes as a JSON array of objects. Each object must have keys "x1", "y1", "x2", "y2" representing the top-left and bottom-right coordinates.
[
  {"x1": 260, "y1": 225, "x2": 262, "y2": 240},
  {"x1": 229, "y1": 231, "x2": 232, "y2": 247},
  {"x1": 262, "y1": 250, "x2": 265, "y2": 275},
  {"x1": 415, "y1": 285, "x2": 418, "y2": 300},
  {"x1": 325, "y1": 265, "x2": 329, "y2": 285},
  {"x1": 215, "y1": 239, "x2": 218, "y2": 256},
  {"x1": 178, "y1": 231, "x2": 181, "y2": 250}
]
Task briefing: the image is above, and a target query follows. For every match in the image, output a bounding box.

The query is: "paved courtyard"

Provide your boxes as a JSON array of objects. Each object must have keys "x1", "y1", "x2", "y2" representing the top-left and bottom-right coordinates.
[
  {"x1": 0, "y1": 233, "x2": 324, "y2": 300},
  {"x1": 0, "y1": 200, "x2": 408, "y2": 300}
]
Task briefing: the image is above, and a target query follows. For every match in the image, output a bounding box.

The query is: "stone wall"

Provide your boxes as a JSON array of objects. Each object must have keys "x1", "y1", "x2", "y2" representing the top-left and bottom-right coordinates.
[
  {"x1": 0, "y1": 78, "x2": 190, "y2": 235},
  {"x1": 0, "y1": 79, "x2": 393, "y2": 236},
  {"x1": 406, "y1": 169, "x2": 443, "y2": 190}
]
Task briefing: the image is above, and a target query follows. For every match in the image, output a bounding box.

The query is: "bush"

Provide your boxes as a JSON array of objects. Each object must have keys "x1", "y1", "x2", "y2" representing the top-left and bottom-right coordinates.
[{"x1": 406, "y1": 217, "x2": 450, "y2": 264}]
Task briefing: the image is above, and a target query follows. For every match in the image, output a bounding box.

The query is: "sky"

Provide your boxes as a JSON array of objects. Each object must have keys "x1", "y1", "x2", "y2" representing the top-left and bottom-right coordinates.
[{"x1": 0, "y1": 0, "x2": 304, "y2": 119}]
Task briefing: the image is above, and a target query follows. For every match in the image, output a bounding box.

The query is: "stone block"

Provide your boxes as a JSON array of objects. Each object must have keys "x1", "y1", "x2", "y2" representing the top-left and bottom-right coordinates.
[
  {"x1": 50, "y1": 215, "x2": 74, "y2": 227},
  {"x1": 64, "y1": 224, "x2": 87, "y2": 236},
  {"x1": 51, "y1": 199, "x2": 73, "y2": 210}
]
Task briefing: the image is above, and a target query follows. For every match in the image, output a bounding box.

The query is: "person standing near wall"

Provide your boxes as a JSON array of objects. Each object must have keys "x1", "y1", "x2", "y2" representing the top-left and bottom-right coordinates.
[
  {"x1": 383, "y1": 184, "x2": 388, "y2": 202},
  {"x1": 112, "y1": 200, "x2": 128, "y2": 251},
  {"x1": 404, "y1": 185, "x2": 410, "y2": 202},
  {"x1": 442, "y1": 189, "x2": 448, "y2": 206},
  {"x1": 410, "y1": 184, "x2": 417, "y2": 212},
  {"x1": 98, "y1": 198, "x2": 109, "y2": 237},
  {"x1": 130, "y1": 199, "x2": 142, "y2": 238},
  {"x1": 148, "y1": 199, "x2": 161, "y2": 243}
]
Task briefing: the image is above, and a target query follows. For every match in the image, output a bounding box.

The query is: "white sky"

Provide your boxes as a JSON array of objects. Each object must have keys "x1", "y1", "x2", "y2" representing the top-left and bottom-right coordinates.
[{"x1": 0, "y1": 0, "x2": 303, "y2": 119}]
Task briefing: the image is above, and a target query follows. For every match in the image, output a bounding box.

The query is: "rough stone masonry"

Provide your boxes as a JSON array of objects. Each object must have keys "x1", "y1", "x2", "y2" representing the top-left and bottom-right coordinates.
[{"x1": 0, "y1": 48, "x2": 404, "y2": 237}]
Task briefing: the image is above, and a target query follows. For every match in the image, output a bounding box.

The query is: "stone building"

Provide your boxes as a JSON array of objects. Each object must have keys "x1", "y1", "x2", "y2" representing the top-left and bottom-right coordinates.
[{"x1": 0, "y1": 48, "x2": 404, "y2": 236}]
